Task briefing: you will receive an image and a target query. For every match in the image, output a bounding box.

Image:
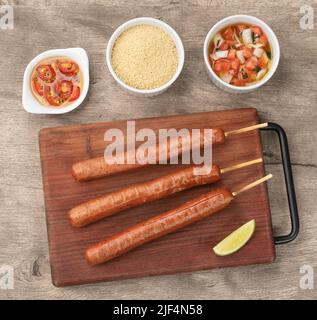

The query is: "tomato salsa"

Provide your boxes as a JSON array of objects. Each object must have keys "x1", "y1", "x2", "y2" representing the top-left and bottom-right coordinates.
[
  {"x1": 209, "y1": 24, "x2": 272, "y2": 86},
  {"x1": 31, "y1": 57, "x2": 82, "y2": 107}
]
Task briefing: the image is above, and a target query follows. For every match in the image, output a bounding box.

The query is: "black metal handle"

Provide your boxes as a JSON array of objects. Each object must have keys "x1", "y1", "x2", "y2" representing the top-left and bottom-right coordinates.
[{"x1": 261, "y1": 123, "x2": 299, "y2": 245}]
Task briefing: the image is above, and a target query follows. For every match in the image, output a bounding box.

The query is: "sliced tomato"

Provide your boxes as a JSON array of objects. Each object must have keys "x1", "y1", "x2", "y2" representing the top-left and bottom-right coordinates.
[
  {"x1": 245, "y1": 56, "x2": 259, "y2": 71},
  {"x1": 228, "y1": 49, "x2": 236, "y2": 60},
  {"x1": 32, "y1": 77, "x2": 44, "y2": 96},
  {"x1": 69, "y1": 85, "x2": 81, "y2": 102},
  {"x1": 36, "y1": 65, "x2": 56, "y2": 83},
  {"x1": 55, "y1": 80, "x2": 73, "y2": 100},
  {"x1": 242, "y1": 47, "x2": 253, "y2": 59},
  {"x1": 236, "y1": 24, "x2": 247, "y2": 35},
  {"x1": 251, "y1": 26, "x2": 262, "y2": 36},
  {"x1": 213, "y1": 59, "x2": 231, "y2": 74},
  {"x1": 44, "y1": 86, "x2": 64, "y2": 107},
  {"x1": 223, "y1": 27, "x2": 234, "y2": 40},
  {"x1": 57, "y1": 60, "x2": 79, "y2": 76}
]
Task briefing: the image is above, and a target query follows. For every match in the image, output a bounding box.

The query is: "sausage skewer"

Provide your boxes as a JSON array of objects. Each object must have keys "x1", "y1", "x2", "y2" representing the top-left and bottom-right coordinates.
[
  {"x1": 72, "y1": 123, "x2": 268, "y2": 181},
  {"x1": 86, "y1": 174, "x2": 273, "y2": 265},
  {"x1": 69, "y1": 158, "x2": 263, "y2": 227}
]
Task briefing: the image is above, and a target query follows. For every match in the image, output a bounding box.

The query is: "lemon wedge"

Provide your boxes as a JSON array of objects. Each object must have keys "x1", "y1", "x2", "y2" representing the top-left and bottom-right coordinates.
[{"x1": 213, "y1": 219, "x2": 256, "y2": 256}]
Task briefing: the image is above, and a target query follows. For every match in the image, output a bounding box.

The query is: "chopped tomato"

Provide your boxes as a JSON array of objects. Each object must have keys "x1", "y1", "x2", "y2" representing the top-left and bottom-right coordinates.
[
  {"x1": 32, "y1": 77, "x2": 44, "y2": 96},
  {"x1": 228, "y1": 49, "x2": 236, "y2": 60},
  {"x1": 69, "y1": 86, "x2": 81, "y2": 102},
  {"x1": 236, "y1": 24, "x2": 247, "y2": 34},
  {"x1": 223, "y1": 27, "x2": 234, "y2": 40},
  {"x1": 210, "y1": 23, "x2": 271, "y2": 87},
  {"x1": 232, "y1": 77, "x2": 246, "y2": 86},
  {"x1": 258, "y1": 34, "x2": 268, "y2": 45},
  {"x1": 214, "y1": 59, "x2": 231, "y2": 74},
  {"x1": 44, "y1": 86, "x2": 64, "y2": 107},
  {"x1": 219, "y1": 41, "x2": 229, "y2": 50},
  {"x1": 251, "y1": 26, "x2": 262, "y2": 36},
  {"x1": 230, "y1": 58, "x2": 240, "y2": 74},
  {"x1": 258, "y1": 54, "x2": 268, "y2": 68},
  {"x1": 238, "y1": 67, "x2": 256, "y2": 82},
  {"x1": 242, "y1": 47, "x2": 253, "y2": 59},
  {"x1": 219, "y1": 40, "x2": 235, "y2": 50},
  {"x1": 36, "y1": 65, "x2": 56, "y2": 83},
  {"x1": 245, "y1": 57, "x2": 259, "y2": 71},
  {"x1": 57, "y1": 60, "x2": 79, "y2": 76},
  {"x1": 55, "y1": 80, "x2": 73, "y2": 100}
]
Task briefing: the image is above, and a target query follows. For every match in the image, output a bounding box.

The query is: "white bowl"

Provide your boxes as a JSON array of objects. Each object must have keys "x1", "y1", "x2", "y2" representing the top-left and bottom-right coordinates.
[
  {"x1": 106, "y1": 17, "x2": 185, "y2": 97},
  {"x1": 203, "y1": 15, "x2": 280, "y2": 93},
  {"x1": 23, "y1": 48, "x2": 89, "y2": 114}
]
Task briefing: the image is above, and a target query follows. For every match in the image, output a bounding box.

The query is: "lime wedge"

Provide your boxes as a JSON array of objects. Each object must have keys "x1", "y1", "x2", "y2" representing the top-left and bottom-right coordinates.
[{"x1": 213, "y1": 219, "x2": 256, "y2": 256}]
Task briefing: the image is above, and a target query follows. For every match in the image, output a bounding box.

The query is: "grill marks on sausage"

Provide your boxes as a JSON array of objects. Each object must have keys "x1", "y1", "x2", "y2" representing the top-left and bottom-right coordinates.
[
  {"x1": 72, "y1": 128, "x2": 225, "y2": 181},
  {"x1": 69, "y1": 165, "x2": 221, "y2": 227},
  {"x1": 85, "y1": 188, "x2": 234, "y2": 265}
]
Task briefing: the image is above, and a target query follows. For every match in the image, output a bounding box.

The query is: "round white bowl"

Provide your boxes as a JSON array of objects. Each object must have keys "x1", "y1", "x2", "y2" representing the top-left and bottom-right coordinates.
[
  {"x1": 106, "y1": 17, "x2": 185, "y2": 97},
  {"x1": 23, "y1": 48, "x2": 89, "y2": 114},
  {"x1": 204, "y1": 15, "x2": 280, "y2": 93}
]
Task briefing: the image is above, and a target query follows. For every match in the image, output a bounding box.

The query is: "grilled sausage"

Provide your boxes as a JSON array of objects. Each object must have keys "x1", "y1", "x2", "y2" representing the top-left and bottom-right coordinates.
[
  {"x1": 85, "y1": 188, "x2": 233, "y2": 265},
  {"x1": 69, "y1": 165, "x2": 221, "y2": 228},
  {"x1": 72, "y1": 128, "x2": 225, "y2": 181}
]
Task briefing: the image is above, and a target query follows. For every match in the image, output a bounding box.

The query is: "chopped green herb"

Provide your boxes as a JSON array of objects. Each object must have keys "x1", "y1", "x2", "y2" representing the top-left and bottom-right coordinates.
[
  {"x1": 216, "y1": 39, "x2": 221, "y2": 48},
  {"x1": 251, "y1": 32, "x2": 255, "y2": 43},
  {"x1": 252, "y1": 32, "x2": 260, "y2": 43},
  {"x1": 254, "y1": 66, "x2": 261, "y2": 73},
  {"x1": 242, "y1": 73, "x2": 248, "y2": 79},
  {"x1": 266, "y1": 51, "x2": 272, "y2": 59}
]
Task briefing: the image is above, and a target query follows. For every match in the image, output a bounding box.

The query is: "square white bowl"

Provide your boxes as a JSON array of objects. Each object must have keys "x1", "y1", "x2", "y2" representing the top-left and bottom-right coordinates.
[{"x1": 22, "y1": 48, "x2": 89, "y2": 114}]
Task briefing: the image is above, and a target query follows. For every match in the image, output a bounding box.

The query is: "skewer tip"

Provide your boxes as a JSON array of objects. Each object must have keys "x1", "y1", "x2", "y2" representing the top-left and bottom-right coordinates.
[
  {"x1": 225, "y1": 123, "x2": 268, "y2": 137},
  {"x1": 232, "y1": 173, "x2": 273, "y2": 197}
]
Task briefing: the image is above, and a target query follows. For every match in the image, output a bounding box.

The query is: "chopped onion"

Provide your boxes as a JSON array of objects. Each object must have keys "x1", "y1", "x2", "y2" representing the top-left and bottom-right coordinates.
[
  {"x1": 253, "y1": 47, "x2": 264, "y2": 58},
  {"x1": 261, "y1": 51, "x2": 269, "y2": 65},
  {"x1": 256, "y1": 68, "x2": 267, "y2": 80},
  {"x1": 213, "y1": 33, "x2": 224, "y2": 48},
  {"x1": 247, "y1": 44, "x2": 264, "y2": 50},
  {"x1": 234, "y1": 29, "x2": 242, "y2": 44},
  {"x1": 215, "y1": 50, "x2": 228, "y2": 59},
  {"x1": 242, "y1": 29, "x2": 253, "y2": 44},
  {"x1": 219, "y1": 72, "x2": 233, "y2": 83},
  {"x1": 236, "y1": 50, "x2": 245, "y2": 64}
]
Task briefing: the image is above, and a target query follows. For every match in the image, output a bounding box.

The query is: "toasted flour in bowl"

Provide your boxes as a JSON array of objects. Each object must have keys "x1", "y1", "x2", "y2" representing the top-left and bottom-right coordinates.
[{"x1": 111, "y1": 24, "x2": 178, "y2": 90}]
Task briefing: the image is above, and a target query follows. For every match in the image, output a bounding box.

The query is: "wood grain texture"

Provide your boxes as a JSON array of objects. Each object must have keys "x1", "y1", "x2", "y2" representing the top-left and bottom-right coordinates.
[
  {"x1": 0, "y1": 0, "x2": 316, "y2": 299},
  {"x1": 39, "y1": 108, "x2": 275, "y2": 286}
]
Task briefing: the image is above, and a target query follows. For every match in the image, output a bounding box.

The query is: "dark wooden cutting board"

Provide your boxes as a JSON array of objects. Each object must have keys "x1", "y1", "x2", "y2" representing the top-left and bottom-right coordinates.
[{"x1": 39, "y1": 108, "x2": 275, "y2": 287}]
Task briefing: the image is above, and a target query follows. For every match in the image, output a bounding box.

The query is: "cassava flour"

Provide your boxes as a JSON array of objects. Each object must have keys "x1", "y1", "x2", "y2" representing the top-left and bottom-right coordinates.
[{"x1": 111, "y1": 24, "x2": 178, "y2": 90}]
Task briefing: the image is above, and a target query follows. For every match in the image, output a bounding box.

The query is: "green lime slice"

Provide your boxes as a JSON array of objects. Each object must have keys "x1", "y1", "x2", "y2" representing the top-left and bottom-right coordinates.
[{"x1": 213, "y1": 219, "x2": 256, "y2": 256}]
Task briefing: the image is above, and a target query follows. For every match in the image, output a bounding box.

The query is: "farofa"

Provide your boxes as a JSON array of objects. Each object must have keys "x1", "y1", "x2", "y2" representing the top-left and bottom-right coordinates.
[{"x1": 111, "y1": 24, "x2": 178, "y2": 90}]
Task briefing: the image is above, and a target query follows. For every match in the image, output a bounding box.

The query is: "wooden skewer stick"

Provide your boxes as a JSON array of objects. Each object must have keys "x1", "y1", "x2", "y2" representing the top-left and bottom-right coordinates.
[
  {"x1": 224, "y1": 123, "x2": 268, "y2": 137},
  {"x1": 220, "y1": 158, "x2": 263, "y2": 175},
  {"x1": 232, "y1": 174, "x2": 273, "y2": 197}
]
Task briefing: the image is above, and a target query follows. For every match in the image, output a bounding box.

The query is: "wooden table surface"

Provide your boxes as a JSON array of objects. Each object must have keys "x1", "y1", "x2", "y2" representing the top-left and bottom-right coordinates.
[{"x1": 0, "y1": 0, "x2": 316, "y2": 300}]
